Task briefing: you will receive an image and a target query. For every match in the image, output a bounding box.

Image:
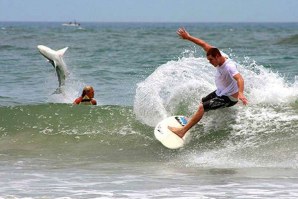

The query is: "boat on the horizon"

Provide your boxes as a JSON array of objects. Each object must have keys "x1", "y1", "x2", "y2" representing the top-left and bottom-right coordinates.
[{"x1": 62, "y1": 21, "x2": 80, "y2": 27}]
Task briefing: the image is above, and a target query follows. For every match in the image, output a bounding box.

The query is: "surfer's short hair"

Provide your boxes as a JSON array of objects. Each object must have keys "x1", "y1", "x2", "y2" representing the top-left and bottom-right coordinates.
[{"x1": 206, "y1": 48, "x2": 222, "y2": 57}]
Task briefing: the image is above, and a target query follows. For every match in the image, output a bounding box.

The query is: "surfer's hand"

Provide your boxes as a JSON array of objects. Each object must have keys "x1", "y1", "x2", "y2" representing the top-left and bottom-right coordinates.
[
  {"x1": 239, "y1": 92, "x2": 248, "y2": 105},
  {"x1": 177, "y1": 27, "x2": 190, "y2": 40}
]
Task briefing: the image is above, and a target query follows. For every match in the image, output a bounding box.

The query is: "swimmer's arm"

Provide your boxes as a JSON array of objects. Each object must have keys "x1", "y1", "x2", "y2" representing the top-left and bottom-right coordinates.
[
  {"x1": 73, "y1": 97, "x2": 82, "y2": 105},
  {"x1": 91, "y1": 99, "x2": 97, "y2": 105}
]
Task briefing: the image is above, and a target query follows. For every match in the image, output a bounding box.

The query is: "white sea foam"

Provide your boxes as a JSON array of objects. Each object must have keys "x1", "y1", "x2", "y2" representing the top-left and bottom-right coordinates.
[
  {"x1": 134, "y1": 56, "x2": 215, "y2": 126},
  {"x1": 134, "y1": 55, "x2": 298, "y2": 168},
  {"x1": 241, "y1": 58, "x2": 298, "y2": 104},
  {"x1": 134, "y1": 55, "x2": 298, "y2": 127}
]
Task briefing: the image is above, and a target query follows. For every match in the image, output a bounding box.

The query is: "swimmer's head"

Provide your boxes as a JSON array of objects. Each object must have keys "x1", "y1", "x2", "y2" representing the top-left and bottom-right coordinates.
[{"x1": 81, "y1": 86, "x2": 94, "y2": 98}]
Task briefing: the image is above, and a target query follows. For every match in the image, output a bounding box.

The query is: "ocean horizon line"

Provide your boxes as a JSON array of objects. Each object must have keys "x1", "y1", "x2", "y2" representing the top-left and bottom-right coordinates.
[{"x1": 1, "y1": 20, "x2": 298, "y2": 24}]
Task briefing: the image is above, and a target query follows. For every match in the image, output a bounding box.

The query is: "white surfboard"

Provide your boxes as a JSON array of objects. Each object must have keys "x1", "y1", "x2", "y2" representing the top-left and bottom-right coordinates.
[{"x1": 154, "y1": 116, "x2": 191, "y2": 149}]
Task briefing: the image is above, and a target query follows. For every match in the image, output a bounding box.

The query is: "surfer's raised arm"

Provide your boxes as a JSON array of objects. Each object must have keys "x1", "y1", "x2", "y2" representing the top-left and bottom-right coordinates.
[{"x1": 177, "y1": 27, "x2": 213, "y2": 52}]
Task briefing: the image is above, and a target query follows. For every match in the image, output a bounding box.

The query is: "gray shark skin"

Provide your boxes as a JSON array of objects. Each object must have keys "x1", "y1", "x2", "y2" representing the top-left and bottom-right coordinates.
[{"x1": 37, "y1": 45, "x2": 69, "y2": 89}]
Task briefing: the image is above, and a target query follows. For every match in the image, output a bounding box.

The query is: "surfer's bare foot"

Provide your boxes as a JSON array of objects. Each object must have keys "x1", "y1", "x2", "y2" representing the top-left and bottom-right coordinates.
[{"x1": 168, "y1": 126, "x2": 185, "y2": 138}]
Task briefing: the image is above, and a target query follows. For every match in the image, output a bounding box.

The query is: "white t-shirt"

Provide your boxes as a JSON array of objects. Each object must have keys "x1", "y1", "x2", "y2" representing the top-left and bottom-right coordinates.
[{"x1": 215, "y1": 59, "x2": 239, "y2": 96}]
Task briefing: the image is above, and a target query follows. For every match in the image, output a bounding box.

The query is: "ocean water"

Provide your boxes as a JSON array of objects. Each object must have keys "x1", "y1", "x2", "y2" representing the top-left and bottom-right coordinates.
[{"x1": 0, "y1": 22, "x2": 298, "y2": 198}]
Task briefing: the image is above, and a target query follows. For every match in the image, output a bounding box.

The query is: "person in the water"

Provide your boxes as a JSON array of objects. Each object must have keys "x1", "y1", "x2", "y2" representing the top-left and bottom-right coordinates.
[{"x1": 73, "y1": 86, "x2": 97, "y2": 105}]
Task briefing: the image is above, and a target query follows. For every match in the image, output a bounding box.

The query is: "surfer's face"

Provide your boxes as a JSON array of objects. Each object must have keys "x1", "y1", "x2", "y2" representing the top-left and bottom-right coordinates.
[{"x1": 207, "y1": 55, "x2": 220, "y2": 67}]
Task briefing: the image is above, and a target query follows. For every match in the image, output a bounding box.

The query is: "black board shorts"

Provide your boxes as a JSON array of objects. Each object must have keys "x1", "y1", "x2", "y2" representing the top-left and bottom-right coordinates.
[{"x1": 202, "y1": 91, "x2": 238, "y2": 112}]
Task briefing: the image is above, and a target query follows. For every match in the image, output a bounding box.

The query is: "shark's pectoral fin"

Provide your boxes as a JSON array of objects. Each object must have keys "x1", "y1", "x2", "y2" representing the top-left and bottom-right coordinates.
[
  {"x1": 53, "y1": 60, "x2": 58, "y2": 69},
  {"x1": 47, "y1": 60, "x2": 55, "y2": 68}
]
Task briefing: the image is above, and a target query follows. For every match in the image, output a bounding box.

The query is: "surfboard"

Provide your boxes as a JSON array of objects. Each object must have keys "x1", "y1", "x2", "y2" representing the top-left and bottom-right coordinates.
[{"x1": 154, "y1": 116, "x2": 191, "y2": 149}]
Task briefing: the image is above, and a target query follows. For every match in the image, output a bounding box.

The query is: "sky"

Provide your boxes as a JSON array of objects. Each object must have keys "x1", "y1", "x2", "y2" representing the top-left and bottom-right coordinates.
[{"x1": 0, "y1": 0, "x2": 298, "y2": 23}]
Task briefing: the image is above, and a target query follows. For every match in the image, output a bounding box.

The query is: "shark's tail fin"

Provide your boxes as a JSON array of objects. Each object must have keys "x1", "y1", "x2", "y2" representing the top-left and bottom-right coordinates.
[{"x1": 57, "y1": 47, "x2": 68, "y2": 57}]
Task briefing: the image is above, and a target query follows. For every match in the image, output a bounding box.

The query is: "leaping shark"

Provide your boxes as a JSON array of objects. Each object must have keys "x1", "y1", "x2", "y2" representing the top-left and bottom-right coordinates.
[{"x1": 37, "y1": 45, "x2": 69, "y2": 88}]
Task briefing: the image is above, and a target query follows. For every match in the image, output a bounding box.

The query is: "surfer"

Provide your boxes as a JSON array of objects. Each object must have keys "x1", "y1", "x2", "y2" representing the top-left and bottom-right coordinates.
[
  {"x1": 73, "y1": 86, "x2": 97, "y2": 105},
  {"x1": 169, "y1": 27, "x2": 248, "y2": 138}
]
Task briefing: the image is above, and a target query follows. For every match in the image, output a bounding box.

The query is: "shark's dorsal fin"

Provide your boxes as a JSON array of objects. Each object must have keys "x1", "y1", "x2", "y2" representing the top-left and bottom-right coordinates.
[{"x1": 57, "y1": 47, "x2": 68, "y2": 57}]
